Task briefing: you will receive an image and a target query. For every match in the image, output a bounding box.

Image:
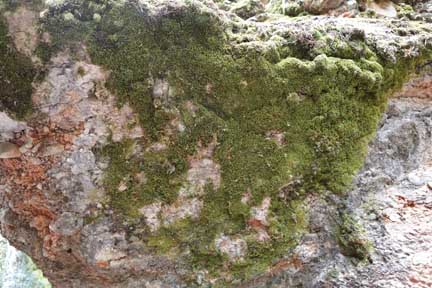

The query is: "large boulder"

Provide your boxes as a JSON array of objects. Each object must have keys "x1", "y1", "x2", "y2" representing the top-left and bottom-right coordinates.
[{"x1": 1, "y1": 0, "x2": 432, "y2": 287}]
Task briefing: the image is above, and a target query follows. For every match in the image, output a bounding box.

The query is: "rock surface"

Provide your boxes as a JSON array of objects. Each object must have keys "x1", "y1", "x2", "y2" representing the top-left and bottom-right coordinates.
[
  {"x1": 0, "y1": 0, "x2": 432, "y2": 287},
  {"x1": 249, "y1": 96, "x2": 432, "y2": 288},
  {"x1": 0, "y1": 235, "x2": 51, "y2": 288}
]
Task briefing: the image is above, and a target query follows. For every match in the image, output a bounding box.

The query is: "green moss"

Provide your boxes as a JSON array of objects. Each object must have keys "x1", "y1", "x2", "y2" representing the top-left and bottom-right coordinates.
[
  {"x1": 42, "y1": 1, "x2": 431, "y2": 284},
  {"x1": 336, "y1": 213, "x2": 372, "y2": 261},
  {"x1": 34, "y1": 41, "x2": 54, "y2": 65},
  {"x1": 1, "y1": 0, "x2": 45, "y2": 12},
  {"x1": 0, "y1": 17, "x2": 35, "y2": 119},
  {"x1": 396, "y1": 3, "x2": 415, "y2": 19},
  {"x1": 230, "y1": 0, "x2": 264, "y2": 19},
  {"x1": 267, "y1": 0, "x2": 305, "y2": 16},
  {"x1": 83, "y1": 213, "x2": 103, "y2": 225}
]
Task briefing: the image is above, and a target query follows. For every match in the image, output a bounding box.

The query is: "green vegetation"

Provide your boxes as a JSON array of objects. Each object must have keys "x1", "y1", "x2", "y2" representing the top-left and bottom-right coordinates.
[
  {"x1": 39, "y1": 0, "x2": 430, "y2": 284},
  {"x1": 336, "y1": 213, "x2": 372, "y2": 261},
  {"x1": 0, "y1": 17, "x2": 35, "y2": 119},
  {"x1": 229, "y1": 0, "x2": 264, "y2": 19},
  {"x1": 267, "y1": 0, "x2": 305, "y2": 16}
]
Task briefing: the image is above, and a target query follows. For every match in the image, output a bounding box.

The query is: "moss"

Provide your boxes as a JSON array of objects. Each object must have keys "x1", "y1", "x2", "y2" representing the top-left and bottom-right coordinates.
[
  {"x1": 83, "y1": 213, "x2": 103, "y2": 225},
  {"x1": 396, "y1": 3, "x2": 415, "y2": 19},
  {"x1": 0, "y1": 16, "x2": 35, "y2": 119},
  {"x1": 34, "y1": 41, "x2": 54, "y2": 65},
  {"x1": 267, "y1": 0, "x2": 305, "y2": 16},
  {"x1": 1, "y1": 0, "x2": 45, "y2": 12},
  {"x1": 230, "y1": 0, "x2": 264, "y2": 19},
  {"x1": 42, "y1": 1, "x2": 431, "y2": 284},
  {"x1": 312, "y1": 35, "x2": 375, "y2": 60},
  {"x1": 336, "y1": 213, "x2": 372, "y2": 261},
  {"x1": 77, "y1": 66, "x2": 86, "y2": 77}
]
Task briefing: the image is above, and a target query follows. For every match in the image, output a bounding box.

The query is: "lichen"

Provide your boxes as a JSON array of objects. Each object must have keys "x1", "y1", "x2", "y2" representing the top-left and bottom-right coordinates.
[{"x1": 38, "y1": 0, "x2": 432, "y2": 284}]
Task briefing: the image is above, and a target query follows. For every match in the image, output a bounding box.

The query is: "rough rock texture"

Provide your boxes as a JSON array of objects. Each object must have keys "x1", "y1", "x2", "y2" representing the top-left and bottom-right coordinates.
[
  {"x1": 340, "y1": 96, "x2": 432, "y2": 287},
  {"x1": 242, "y1": 90, "x2": 432, "y2": 288},
  {"x1": 1, "y1": 0, "x2": 432, "y2": 287},
  {"x1": 0, "y1": 234, "x2": 51, "y2": 288}
]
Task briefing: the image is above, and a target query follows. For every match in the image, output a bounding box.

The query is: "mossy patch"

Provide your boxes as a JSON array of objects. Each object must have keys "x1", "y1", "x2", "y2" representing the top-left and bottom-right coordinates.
[
  {"x1": 41, "y1": 1, "x2": 431, "y2": 284},
  {"x1": 0, "y1": 16, "x2": 35, "y2": 119},
  {"x1": 267, "y1": 0, "x2": 306, "y2": 16},
  {"x1": 336, "y1": 213, "x2": 372, "y2": 261}
]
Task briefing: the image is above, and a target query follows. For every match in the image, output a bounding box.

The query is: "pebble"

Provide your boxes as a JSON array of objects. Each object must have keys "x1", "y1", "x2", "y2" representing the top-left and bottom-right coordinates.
[
  {"x1": 407, "y1": 174, "x2": 424, "y2": 186},
  {"x1": 411, "y1": 252, "x2": 430, "y2": 265},
  {"x1": 383, "y1": 208, "x2": 401, "y2": 222},
  {"x1": 39, "y1": 144, "x2": 65, "y2": 157},
  {"x1": 19, "y1": 138, "x2": 33, "y2": 154},
  {"x1": 118, "y1": 181, "x2": 128, "y2": 192},
  {"x1": 32, "y1": 143, "x2": 42, "y2": 154},
  {"x1": 0, "y1": 112, "x2": 27, "y2": 138},
  {"x1": 366, "y1": 0, "x2": 397, "y2": 18},
  {"x1": 0, "y1": 142, "x2": 21, "y2": 159}
]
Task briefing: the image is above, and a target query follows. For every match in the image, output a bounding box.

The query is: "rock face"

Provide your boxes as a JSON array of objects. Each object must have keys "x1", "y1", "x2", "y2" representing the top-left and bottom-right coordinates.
[
  {"x1": 1, "y1": 0, "x2": 432, "y2": 287},
  {"x1": 341, "y1": 97, "x2": 432, "y2": 287},
  {"x1": 0, "y1": 235, "x2": 51, "y2": 288},
  {"x1": 248, "y1": 95, "x2": 432, "y2": 288},
  {"x1": 303, "y1": 0, "x2": 345, "y2": 14}
]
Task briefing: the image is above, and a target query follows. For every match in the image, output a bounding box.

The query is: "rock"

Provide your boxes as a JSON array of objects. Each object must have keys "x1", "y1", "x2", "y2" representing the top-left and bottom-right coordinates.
[
  {"x1": 49, "y1": 212, "x2": 83, "y2": 236},
  {"x1": 162, "y1": 198, "x2": 203, "y2": 225},
  {"x1": 0, "y1": 142, "x2": 21, "y2": 159},
  {"x1": 146, "y1": 142, "x2": 167, "y2": 152},
  {"x1": 411, "y1": 252, "x2": 431, "y2": 265},
  {"x1": 139, "y1": 202, "x2": 162, "y2": 232},
  {"x1": 408, "y1": 173, "x2": 424, "y2": 186},
  {"x1": 134, "y1": 172, "x2": 147, "y2": 185},
  {"x1": 0, "y1": 112, "x2": 27, "y2": 142},
  {"x1": 331, "y1": 98, "x2": 432, "y2": 287},
  {"x1": 2, "y1": 1, "x2": 432, "y2": 288},
  {"x1": 366, "y1": 0, "x2": 397, "y2": 17},
  {"x1": 117, "y1": 181, "x2": 128, "y2": 192},
  {"x1": 4, "y1": 7, "x2": 38, "y2": 58},
  {"x1": 215, "y1": 234, "x2": 247, "y2": 262},
  {"x1": 0, "y1": 235, "x2": 50, "y2": 287},
  {"x1": 304, "y1": 0, "x2": 344, "y2": 14},
  {"x1": 230, "y1": 0, "x2": 265, "y2": 19},
  {"x1": 18, "y1": 138, "x2": 33, "y2": 154},
  {"x1": 383, "y1": 208, "x2": 401, "y2": 222},
  {"x1": 38, "y1": 143, "x2": 65, "y2": 157},
  {"x1": 152, "y1": 78, "x2": 171, "y2": 108}
]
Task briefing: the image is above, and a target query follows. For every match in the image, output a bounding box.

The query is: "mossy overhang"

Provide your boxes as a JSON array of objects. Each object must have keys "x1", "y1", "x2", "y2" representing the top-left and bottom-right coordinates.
[{"x1": 3, "y1": 0, "x2": 432, "y2": 285}]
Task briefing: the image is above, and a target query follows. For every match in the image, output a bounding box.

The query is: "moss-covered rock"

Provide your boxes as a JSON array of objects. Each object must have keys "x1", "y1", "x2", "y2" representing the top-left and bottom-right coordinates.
[
  {"x1": 2, "y1": 0, "x2": 432, "y2": 286},
  {"x1": 336, "y1": 213, "x2": 372, "y2": 261},
  {"x1": 230, "y1": 0, "x2": 265, "y2": 19},
  {"x1": 33, "y1": 0, "x2": 432, "y2": 283}
]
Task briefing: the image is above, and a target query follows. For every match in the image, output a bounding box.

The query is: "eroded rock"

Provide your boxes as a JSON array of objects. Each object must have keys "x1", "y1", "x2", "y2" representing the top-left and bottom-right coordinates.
[
  {"x1": 0, "y1": 112, "x2": 27, "y2": 142},
  {"x1": 215, "y1": 234, "x2": 248, "y2": 262},
  {"x1": 4, "y1": 7, "x2": 39, "y2": 60},
  {"x1": 0, "y1": 143, "x2": 21, "y2": 159},
  {"x1": 1, "y1": 0, "x2": 432, "y2": 287},
  {"x1": 304, "y1": 0, "x2": 344, "y2": 14}
]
